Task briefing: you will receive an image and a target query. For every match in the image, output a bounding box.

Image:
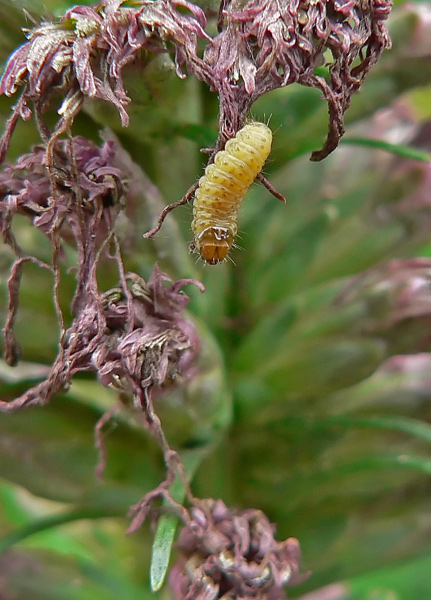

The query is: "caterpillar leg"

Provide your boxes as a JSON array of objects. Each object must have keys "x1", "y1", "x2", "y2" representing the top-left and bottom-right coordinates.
[
  {"x1": 144, "y1": 181, "x2": 199, "y2": 239},
  {"x1": 257, "y1": 173, "x2": 286, "y2": 203}
]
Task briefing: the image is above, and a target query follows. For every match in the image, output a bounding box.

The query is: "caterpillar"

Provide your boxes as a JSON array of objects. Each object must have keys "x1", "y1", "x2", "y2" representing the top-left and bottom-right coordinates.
[{"x1": 191, "y1": 122, "x2": 273, "y2": 265}]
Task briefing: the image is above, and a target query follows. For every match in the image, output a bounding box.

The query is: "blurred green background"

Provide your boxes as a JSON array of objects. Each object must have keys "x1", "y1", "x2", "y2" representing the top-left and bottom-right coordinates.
[{"x1": 1, "y1": 0, "x2": 431, "y2": 598}]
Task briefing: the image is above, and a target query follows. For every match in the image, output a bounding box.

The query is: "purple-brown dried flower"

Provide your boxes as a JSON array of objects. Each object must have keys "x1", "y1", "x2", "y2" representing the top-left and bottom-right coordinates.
[
  {"x1": 0, "y1": 0, "x2": 209, "y2": 161},
  {"x1": 0, "y1": 135, "x2": 131, "y2": 367},
  {"x1": 0, "y1": 131, "x2": 205, "y2": 412},
  {"x1": 196, "y1": 0, "x2": 393, "y2": 156},
  {"x1": 0, "y1": 263, "x2": 204, "y2": 413},
  {"x1": 0, "y1": 136, "x2": 123, "y2": 241},
  {"x1": 93, "y1": 267, "x2": 205, "y2": 396},
  {"x1": 0, "y1": 0, "x2": 392, "y2": 165},
  {"x1": 169, "y1": 499, "x2": 305, "y2": 600}
]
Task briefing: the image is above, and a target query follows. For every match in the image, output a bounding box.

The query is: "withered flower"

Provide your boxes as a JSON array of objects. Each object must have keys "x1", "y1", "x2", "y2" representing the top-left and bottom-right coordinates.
[
  {"x1": 0, "y1": 133, "x2": 205, "y2": 411},
  {"x1": 197, "y1": 0, "x2": 393, "y2": 156},
  {"x1": 0, "y1": 264, "x2": 204, "y2": 413},
  {"x1": 169, "y1": 499, "x2": 305, "y2": 600},
  {"x1": 0, "y1": 0, "x2": 209, "y2": 161},
  {"x1": 0, "y1": 135, "x2": 130, "y2": 367},
  {"x1": 93, "y1": 267, "x2": 204, "y2": 397},
  {"x1": 0, "y1": 0, "x2": 392, "y2": 163},
  {"x1": 0, "y1": 136, "x2": 123, "y2": 240}
]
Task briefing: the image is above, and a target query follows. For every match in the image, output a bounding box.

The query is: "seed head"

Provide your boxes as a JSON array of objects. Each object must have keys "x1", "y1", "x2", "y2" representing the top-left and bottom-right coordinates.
[{"x1": 169, "y1": 499, "x2": 306, "y2": 600}]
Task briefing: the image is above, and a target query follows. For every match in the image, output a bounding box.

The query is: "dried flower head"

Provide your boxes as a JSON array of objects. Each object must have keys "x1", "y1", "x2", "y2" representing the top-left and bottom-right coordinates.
[
  {"x1": 0, "y1": 131, "x2": 205, "y2": 412},
  {"x1": 0, "y1": 0, "x2": 392, "y2": 164},
  {"x1": 0, "y1": 135, "x2": 131, "y2": 368},
  {"x1": 0, "y1": 136, "x2": 123, "y2": 241},
  {"x1": 0, "y1": 0, "x2": 209, "y2": 161},
  {"x1": 0, "y1": 247, "x2": 204, "y2": 410},
  {"x1": 196, "y1": 0, "x2": 393, "y2": 157},
  {"x1": 93, "y1": 267, "x2": 205, "y2": 397},
  {"x1": 169, "y1": 499, "x2": 305, "y2": 600}
]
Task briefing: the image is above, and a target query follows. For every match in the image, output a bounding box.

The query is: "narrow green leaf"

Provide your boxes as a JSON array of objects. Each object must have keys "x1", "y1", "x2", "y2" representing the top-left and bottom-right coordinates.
[
  {"x1": 374, "y1": 454, "x2": 431, "y2": 476},
  {"x1": 341, "y1": 137, "x2": 431, "y2": 162},
  {"x1": 149, "y1": 447, "x2": 210, "y2": 592},
  {"x1": 318, "y1": 454, "x2": 431, "y2": 478},
  {"x1": 0, "y1": 508, "x2": 120, "y2": 554},
  {"x1": 150, "y1": 514, "x2": 179, "y2": 592},
  {"x1": 329, "y1": 415, "x2": 431, "y2": 443},
  {"x1": 349, "y1": 552, "x2": 431, "y2": 600},
  {"x1": 277, "y1": 415, "x2": 431, "y2": 444}
]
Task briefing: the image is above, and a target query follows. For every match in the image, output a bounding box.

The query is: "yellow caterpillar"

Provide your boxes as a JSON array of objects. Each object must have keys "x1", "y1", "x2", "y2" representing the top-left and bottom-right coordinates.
[{"x1": 191, "y1": 122, "x2": 273, "y2": 264}]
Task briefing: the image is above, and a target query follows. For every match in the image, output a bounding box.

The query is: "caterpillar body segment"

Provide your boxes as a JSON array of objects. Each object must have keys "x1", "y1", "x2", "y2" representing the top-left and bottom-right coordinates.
[{"x1": 192, "y1": 122, "x2": 273, "y2": 265}]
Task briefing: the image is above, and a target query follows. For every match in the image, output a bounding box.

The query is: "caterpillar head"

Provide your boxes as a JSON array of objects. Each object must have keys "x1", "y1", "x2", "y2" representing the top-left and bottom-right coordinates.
[{"x1": 196, "y1": 226, "x2": 234, "y2": 265}]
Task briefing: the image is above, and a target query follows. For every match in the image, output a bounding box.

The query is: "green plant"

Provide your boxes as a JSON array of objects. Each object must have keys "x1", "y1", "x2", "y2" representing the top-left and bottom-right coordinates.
[{"x1": 1, "y1": 0, "x2": 431, "y2": 598}]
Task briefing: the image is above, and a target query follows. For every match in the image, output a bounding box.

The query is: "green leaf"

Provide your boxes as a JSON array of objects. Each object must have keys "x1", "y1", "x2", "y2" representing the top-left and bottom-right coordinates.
[
  {"x1": 150, "y1": 514, "x2": 178, "y2": 592},
  {"x1": 0, "y1": 508, "x2": 120, "y2": 555},
  {"x1": 238, "y1": 337, "x2": 387, "y2": 399},
  {"x1": 349, "y1": 553, "x2": 431, "y2": 600},
  {"x1": 0, "y1": 394, "x2": 163, "y2": 506},
  {"x1": 251, "y1": 209, "x2": 335, "y2": 302},
  {"x1": 150, "y1": 448, "x2": 209, "y2": 592},
  {"x1": 326, "y1": 415, "x2": 431, "y2": 444},
  {"x1": 341, "y1": 137, "x2": 431, "y2": 162},
  {"x1": 271, "y1": 414, "x2": 431, "y2": 445},
  {"x1": 172, "y1": 123, "x2": 217, "y2": 148}
]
